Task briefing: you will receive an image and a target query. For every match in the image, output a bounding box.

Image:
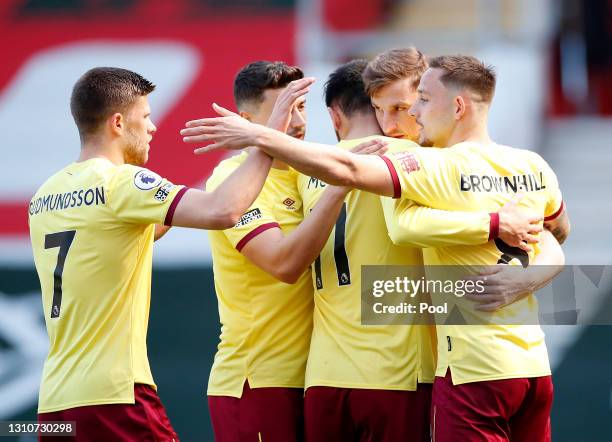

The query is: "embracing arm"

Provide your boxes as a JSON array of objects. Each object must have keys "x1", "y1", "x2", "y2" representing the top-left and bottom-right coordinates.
[
  {"x1": 465, "y1": 229, "x2": 565, "y2": 311},
  {"x1": 382, "y1": 196, "x2": 543, "y2": 252},
  {"x1": 240, "y1": 186, "x2": 348, "y2": 284},
  {"x1": 169, "y1": 148, "x2": 273, "y2": 230},
  {"x1": 252, "y1": 128, "x2": 394, "y2": 196},
  {"x1": 181, "y1": 107, "x2": 395, "y2": 197}
]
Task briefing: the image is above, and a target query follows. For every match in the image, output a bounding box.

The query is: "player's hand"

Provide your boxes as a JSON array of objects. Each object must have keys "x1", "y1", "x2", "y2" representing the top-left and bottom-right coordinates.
[
  {"x1": 181, "y1": 103, "x2": 262, "y2": 153},
  {"x1": 497, "y1": 194, "x2": 543, "y2": 253},
  {"x1": 267, "y1": 77, "x2": 315, "y2": 133},
  {"x1": 463, "y1": 265, "x2": 533, "y2": 312},
  {"x1": 349, "y1": 138, "x2": 389, "y2": 155}
]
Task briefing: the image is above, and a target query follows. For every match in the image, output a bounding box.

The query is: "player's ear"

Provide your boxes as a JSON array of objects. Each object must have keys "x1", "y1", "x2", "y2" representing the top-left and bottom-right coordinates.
[
  {"x1": 109, "y1": 113, "x2": 124, "y2": 135},
  {"x1": 454, "y1": 96, "x2": 466, "y2": 120},
  {"x1": 328, "y1": 106, "x2": 342, "y2": 132}
]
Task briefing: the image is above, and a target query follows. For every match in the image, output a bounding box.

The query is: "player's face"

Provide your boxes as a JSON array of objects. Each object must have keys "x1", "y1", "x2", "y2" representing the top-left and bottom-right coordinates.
[
  {"x1": 371, "y1": 77, "x2": 419, "y2": 142},
  {"x1": 123, "y1": 95, "x2": 157, "y2": 166},
  {"x1": 410, "y1": 68, "x2": 455, "y2": 147},
  {"x1": 250, "y1": 87, "x2": 307, "y2": 139}
]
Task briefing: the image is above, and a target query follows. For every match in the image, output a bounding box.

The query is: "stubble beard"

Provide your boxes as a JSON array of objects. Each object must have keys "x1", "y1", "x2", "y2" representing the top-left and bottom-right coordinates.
[{"x1": 123, "y1": 129, "x2": 148, "y2": 166}]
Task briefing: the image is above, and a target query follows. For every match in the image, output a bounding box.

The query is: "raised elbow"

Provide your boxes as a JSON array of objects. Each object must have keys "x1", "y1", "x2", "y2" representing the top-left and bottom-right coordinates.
[
  {"x1": 273, "y1": 261, "x2": 304, "y2": 284},
  {"x1": 557, "y1": 225, "x2": 570, "y2": 245},
  {"x1": 386, "y1": 226, "x2": 403, "y2": 246},
  {"x1": 386, "y1": 223, "x2": 415, "y2": 247},
  {"x1": 561, "y1": 220, "x2": 571, "y2": 244},
  {"x1": 548, "y1": 219, "x2": 570, "y2": 245},
  {"x1": 277, "y1": 271, "x2": 300, "y2": 285},
  {"x1": 210, "y1": 205, "x2": 241, "y2": 230},
  {"x1": 226, "y1": 210, "x2": 244, "y2": 228}
]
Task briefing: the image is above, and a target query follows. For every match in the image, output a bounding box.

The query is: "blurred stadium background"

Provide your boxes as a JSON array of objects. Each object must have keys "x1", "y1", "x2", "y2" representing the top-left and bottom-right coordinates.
[{"x1": 0, "y1": 0, "x2": 611, "y2": 440}]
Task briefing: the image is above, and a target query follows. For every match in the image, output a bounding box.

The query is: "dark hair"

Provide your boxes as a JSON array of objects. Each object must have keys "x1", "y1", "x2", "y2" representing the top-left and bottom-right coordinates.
[
  {"x1": 362, "y1": 47, "x2": 428, "y2": 96},
  {"x1": 429, "y1": 55, "x2": 496, "y2": 103},
  {"x1": 70, "y1": 67, "x2": 155, "y2": 140},
  {"x1": 233, "y1": 61, "x2": 304, "y2": 110},
  {"x1": 324, "y1": 59, "x2": 372, "y2": 117}
]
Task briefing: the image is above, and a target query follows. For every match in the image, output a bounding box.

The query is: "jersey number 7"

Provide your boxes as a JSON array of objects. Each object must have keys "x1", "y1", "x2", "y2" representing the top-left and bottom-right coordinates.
[{"x1": 44, "y1": 230, "x2": 76, "y2": 319}]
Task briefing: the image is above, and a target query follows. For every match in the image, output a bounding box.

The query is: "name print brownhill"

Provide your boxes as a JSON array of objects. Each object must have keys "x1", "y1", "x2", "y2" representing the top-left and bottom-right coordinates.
[{"x1": 460, "y1": 172, "x2": 546, "y2": 193}]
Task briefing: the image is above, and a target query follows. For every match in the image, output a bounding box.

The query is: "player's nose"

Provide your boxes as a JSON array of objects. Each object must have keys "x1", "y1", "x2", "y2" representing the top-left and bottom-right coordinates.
[
  {"x1": 290, "y1": 113, "x2": 305, "y2": 131},
  {"x1": 381, "y1": 115, "x2": 396, "y2": 136},
  {"x1": 291, "y1": 108, "x2": 306, "y2": 126}
]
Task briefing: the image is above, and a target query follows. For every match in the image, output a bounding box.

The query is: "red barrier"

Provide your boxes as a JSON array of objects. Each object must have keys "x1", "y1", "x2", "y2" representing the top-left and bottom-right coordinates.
[{"x1": 0, "y1": 6, "x2": 296, "y2": 235}]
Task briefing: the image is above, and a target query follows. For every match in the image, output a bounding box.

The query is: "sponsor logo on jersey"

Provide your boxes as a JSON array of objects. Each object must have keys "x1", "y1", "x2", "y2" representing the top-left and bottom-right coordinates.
[
  {"x1": 282, "y1": 198, "x2": 295, "y2": 207},
  {"x1": 234, "y1": 208, "x2": 262, "y2": 227},
  {"x1": 154, "y1": 183, "x2": 175, "y2": 202},
  {"x1": 393, "y1": 152, "x2": 420, "y2": 174},
  {"x1": 134, "y1": 170, "x2": 163, "y2": 190}
]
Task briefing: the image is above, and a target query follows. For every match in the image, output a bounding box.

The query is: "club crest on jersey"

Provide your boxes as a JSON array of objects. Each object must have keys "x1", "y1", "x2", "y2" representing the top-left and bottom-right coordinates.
[
  {"x1": 235, "y1": 208, "x2": 262, "y2": 227},
  {"x1": 134, "y1": 170, "x2": 163, "y2": 190},
  {"x1": 393, "y1": 152, "x2": 420, "y2": 174}
]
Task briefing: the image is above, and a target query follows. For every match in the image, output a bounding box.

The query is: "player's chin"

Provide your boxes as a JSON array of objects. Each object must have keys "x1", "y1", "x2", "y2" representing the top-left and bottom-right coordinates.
[
  {"x1": 134, "y1": 151, "x2": 149, "y2": 167},
  {"x1": 419, "y1": 135, "x2": 434, "y2": 148}
]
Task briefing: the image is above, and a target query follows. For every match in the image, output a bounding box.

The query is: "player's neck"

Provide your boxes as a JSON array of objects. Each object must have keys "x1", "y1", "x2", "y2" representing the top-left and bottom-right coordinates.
[
  {"x1": 342, "y1": 116, "x2": 383, "y2": 140},
  {"x1": 78, "y1": 139, "x2": 125, "y2": 165},
  {"x1": 445, "y1": 122, "x2": 492, "y2": 148}
]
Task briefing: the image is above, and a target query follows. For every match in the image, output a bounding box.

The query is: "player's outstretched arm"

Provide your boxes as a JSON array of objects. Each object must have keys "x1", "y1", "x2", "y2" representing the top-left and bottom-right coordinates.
[
  {"x1": 383, "y1": 195, "x2": 543, "y2": 252},
  {"x1": 465, "y1": 229, "x2": 564, "y2": 312},
  {"x1": 181, "y1": 107, "x2": 395, "y2": 197},
  {"x1": 169, "y1": 148, "x2": 273, "y2": 230},
  {"x1": 240, "y1": 185, "x2": 349, "y2": 284}
]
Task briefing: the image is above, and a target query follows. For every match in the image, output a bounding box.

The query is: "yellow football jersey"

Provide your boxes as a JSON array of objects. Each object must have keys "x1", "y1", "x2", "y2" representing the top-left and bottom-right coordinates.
[
  {"x1": 29, "y1": 157, "x2": 186, "y2": 413},
  {"x1": 297, "y1": 136, "x2": 496, "y2": 391},
  {"x1": 206, "y1": 152, "x2": 313, "y2": 398},
  {"x1": 382, "y1": 141, "x2": 564, "y2": 384}
]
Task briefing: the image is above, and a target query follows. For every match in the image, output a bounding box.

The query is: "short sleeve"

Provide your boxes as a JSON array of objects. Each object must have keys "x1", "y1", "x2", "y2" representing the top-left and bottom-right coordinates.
[
  {"x1": 107, "y1": 165, "x2": 187, "y2": 225},
  {"x1": 540, "y1": 159, "x2": 564, "y2": 221},
  {"x1": 381, "y1": 148, "x2": 456, "y2": 206},
  {"x1": 223, "y1": 193, "x2": 280, "y2": 251}
]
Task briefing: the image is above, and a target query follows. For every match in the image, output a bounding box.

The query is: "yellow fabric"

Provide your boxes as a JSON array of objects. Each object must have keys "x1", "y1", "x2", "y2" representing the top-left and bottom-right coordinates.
[
  {"x1": 206, "y1": 152, "x2": 313, "y2": 398},
  {"x1": 29, "y1": 158, "x2": 184, "y2": 412},
  {"x1": 384, "y1": 141, "x2": 563, "y2": 384},
  {"x1": 297, "y1": 136, "x2": 436, "y2": 391},
  {"x1": 382, "y1": 197, "x2": 490, "y2": 248}
]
